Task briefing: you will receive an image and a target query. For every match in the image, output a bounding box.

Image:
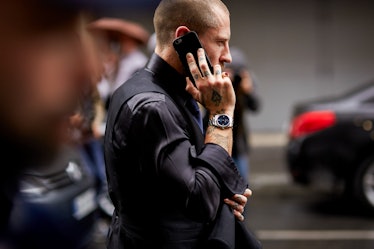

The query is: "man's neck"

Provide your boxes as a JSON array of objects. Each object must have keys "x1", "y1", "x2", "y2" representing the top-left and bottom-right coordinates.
[{"x1": 155, "y1": 48, "x2": 184, "y2": 75}]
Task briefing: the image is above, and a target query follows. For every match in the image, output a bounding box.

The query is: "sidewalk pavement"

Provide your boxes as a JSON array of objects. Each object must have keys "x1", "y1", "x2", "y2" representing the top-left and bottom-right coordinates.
[{"x1": 250, "y1": 132, "x2": 288, "y2": 148}]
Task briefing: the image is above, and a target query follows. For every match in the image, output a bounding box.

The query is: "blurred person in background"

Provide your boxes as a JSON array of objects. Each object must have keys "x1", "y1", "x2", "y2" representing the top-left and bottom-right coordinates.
[
  {"x1": 68, "y1": 81, "x2": 108, "y2": 203},
  {"x1": 147, "y1": 32, "x2": 157, "y2": 55},
  {"x1": 89, "y1": 18, "x2": 150, "y2": 110},
  {"x1": 204, "y1": 47, "x2": 261, "y2": 181},
  {"x1": 0, "y1": 1, "x2": 105, "y2": 247},
  {"x1": 85, "y1": 17, "x2": 151, "y2": 219}
]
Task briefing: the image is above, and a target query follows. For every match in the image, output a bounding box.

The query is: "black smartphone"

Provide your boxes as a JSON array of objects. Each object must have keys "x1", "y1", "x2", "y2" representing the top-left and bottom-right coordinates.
[{"x1": 173, "y1": 31, "x2": 214, "y2": 85}]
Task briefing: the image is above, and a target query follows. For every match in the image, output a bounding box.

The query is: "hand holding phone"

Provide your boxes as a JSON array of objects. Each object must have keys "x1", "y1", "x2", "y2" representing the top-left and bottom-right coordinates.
[
  {"x1": 174, "y1": 31, "x2": 236, "y2": 117},
  {"x1": 173, "y1": 31, "x2": 214, "y2": 85}
]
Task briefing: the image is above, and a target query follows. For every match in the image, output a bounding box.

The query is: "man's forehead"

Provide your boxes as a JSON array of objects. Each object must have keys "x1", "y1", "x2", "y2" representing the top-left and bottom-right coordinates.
[
  {"x1": 210, "y1": 6, "x2": 231, "y2": 38},
  {"x1": 218, "y1": 29, "x2": 231, "y2": 40},
  {"x1": 204, "y1": 26, "x2": 231, "y2": 41}
]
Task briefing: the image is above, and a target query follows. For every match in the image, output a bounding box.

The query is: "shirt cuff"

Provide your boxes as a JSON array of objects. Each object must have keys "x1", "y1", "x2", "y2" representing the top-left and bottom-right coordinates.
[{"x1": 195, "y1": 143, "x2": 248, "y2": 197}]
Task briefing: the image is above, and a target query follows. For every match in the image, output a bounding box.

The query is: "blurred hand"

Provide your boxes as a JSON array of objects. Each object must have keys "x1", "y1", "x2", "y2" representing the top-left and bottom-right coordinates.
[
  {"x1": 239, "y1": 70, "x2": 253, "y2": 94},
  {"x1": 68, "y1": 113, "x2": 93, "y2": 144},
  {"x1": 224, "y1": 188, "x2": 252, "y2": 221}
]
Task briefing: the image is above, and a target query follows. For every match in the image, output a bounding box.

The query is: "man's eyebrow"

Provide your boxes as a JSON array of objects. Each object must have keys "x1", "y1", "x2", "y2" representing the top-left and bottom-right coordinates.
[
  {"x1": 216, "y1": 32, "x2": 231, "y2": 41},
  {"x1": 216, "y1": 37, "x2": 230, "y2": 43},
  {"x1": 216, "y1": 35, "x2": 230, "y2": 41}
]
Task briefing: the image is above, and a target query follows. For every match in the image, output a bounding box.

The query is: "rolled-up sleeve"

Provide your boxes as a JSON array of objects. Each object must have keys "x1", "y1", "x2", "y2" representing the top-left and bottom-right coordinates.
[{"x1": 195, "y1": 143, "x2": 248, "y2": 196}]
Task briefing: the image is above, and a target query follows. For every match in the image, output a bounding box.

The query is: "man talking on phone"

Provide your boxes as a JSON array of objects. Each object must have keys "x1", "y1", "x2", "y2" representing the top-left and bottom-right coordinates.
[{"x1": 104, "y1": 0, "x2": 257, "y2": 248}]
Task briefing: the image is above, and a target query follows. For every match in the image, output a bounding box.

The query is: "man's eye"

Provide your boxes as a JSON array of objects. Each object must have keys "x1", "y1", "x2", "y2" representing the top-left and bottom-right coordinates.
[{"x1": 217, "y1": 41, "x2": 225, "y2": 46}]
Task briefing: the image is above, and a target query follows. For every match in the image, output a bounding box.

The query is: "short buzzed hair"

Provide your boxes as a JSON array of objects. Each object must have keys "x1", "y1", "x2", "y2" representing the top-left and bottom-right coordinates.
[{"x1": 154, "y1": 0, "x2": 229, "y2": 49}]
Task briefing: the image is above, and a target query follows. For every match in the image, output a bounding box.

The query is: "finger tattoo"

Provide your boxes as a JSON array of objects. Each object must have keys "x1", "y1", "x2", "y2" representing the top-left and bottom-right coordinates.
[
  {"x1": 236, "y1": 195, "x2": 243, "y2": 203},
  {"x1": 215, "y1": 68, "x2": 222, "y2": 75},
  {"x1": 233, "y1": 203, "x2": 239, "y2": 210},
  {"x1": 188, "y1": 62, "x2": 196, "y2": 68},
  {"x1": 203, "y1": 71, "x2": 211, "y2": 77}
]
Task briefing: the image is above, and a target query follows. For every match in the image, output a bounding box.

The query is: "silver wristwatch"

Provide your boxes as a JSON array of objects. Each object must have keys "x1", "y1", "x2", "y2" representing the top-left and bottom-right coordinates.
[{"x1": 208, "y1": 114, "x2": 234, "y2": 129}]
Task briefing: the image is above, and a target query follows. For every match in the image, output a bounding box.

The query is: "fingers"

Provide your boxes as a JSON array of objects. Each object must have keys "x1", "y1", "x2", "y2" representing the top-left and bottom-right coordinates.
[
  {"x1": 197, "y1": 48, "x2": 213, "y2": 78},
  {"x1": 243, "y1": 188, "x2": 252, "y2": 198},
  {"x1": 186, "y1": 49, "x2": 230, "y2": 90},
  {"x1": 235, "y1": 195, "x2": 246, "y2": 205},
  {"x1": 186, "y1": 52, "x2": 202, "y2": 82},
  {"x1": 224, "y1": 198, "x2": 245, "y2": 212},
  {"x1": 223, "y1": 189, "x2": 253, "y2": 221},
  {"x1": 186, "y1": 49, "x2": 216, "y2": 82},
  {"x1": 233, "y1": 209, "x2": 245, "y2": 221},
  {"x1": 214, "y1": 64, "x2": 222, "y2": 78},
  {"x1": 224, "y1": 198, "x2": 245, "y2": 221}
]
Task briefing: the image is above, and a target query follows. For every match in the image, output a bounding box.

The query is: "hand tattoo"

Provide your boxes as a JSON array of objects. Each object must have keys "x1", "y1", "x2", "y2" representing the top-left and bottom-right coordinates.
[{"x1": 211, "y1": 90, "x2": 222, "y2": 106}]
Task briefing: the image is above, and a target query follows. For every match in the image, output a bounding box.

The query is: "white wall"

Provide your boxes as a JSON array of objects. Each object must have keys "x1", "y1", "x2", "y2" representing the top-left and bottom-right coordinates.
[{"x1": 226, "y1": 0, "x2": 374, "y2": 132}]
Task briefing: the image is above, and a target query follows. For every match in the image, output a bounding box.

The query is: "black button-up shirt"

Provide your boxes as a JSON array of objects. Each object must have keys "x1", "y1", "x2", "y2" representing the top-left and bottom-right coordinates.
[{"x1": 104, "y1": 53, "x2": 247, "y2": 249}]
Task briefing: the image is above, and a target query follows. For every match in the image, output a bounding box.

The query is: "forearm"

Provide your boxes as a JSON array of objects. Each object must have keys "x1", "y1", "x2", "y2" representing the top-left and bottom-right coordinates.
[{"x1": 205, "y1": 124, "x2": 233, "y2": 156}]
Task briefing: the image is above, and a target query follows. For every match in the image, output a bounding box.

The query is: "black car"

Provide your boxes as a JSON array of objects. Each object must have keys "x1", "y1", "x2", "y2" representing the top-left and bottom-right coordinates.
[
  {"x1": 9, "y1": 145, "x2": 98, "y2": 249},
  {"x1": 286, "y1": 80, "x2": 374, "y2": 211}
]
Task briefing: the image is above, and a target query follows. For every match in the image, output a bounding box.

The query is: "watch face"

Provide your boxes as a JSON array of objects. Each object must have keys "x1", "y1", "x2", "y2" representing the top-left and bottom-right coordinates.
[{"x1": 217, "y1": 115, "x2": 230, "y2": 127}]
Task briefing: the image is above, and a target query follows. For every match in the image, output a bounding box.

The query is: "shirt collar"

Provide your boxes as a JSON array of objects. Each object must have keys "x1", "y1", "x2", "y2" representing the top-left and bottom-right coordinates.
[{"x1": 146, "y1": 53, "x2": 189, "y2": 98}]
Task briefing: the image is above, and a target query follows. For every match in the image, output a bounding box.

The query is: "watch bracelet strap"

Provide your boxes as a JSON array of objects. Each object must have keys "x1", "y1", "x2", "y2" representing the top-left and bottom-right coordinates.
[{"x1": 208, "y1": 115, "x2": 234, "y2": 128}]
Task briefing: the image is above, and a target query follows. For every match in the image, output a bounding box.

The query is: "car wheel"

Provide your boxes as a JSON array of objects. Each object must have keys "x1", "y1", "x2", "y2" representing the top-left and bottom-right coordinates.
[{"x1": 353, "y1": 157, "x2": 374, "y2": 212}]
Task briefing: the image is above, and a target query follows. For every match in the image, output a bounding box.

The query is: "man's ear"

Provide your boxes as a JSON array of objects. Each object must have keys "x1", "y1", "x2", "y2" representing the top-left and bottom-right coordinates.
[{"x1": 175, "y1": 26, "x2": 190, "y2": 39}]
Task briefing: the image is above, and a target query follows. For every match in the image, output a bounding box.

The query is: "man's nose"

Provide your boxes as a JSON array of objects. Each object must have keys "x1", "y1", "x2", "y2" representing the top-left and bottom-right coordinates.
[{"x1": 221, "y1": 46, "x2": 232, "y2": 64}]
